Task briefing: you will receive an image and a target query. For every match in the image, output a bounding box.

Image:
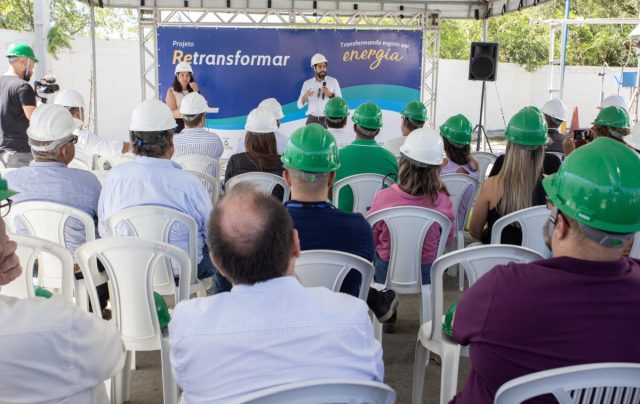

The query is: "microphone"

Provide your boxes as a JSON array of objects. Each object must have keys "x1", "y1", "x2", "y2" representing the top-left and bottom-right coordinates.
[{"x1": 322, "y1": 81, "x2": 327, "y2": 99}]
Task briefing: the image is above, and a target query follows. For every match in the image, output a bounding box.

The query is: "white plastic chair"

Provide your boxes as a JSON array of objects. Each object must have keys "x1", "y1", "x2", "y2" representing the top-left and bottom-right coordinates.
[
  {"x1": 106, "y1": 205, "x2": 209, "y2": 298},
  {"x1": 294, "y1": 249, "x2": 374, "y2": 302},
  {"x1": 470, "y1": 151, "x2": 497, "y2": 182},
  {"x1": 4, "y1": 201, "x2": 105, "y2": 307},
  {"x1": 184, "y1": 170, "x2": 220, "y2": 206},
  {"x1": 2, "y1": 234, "x2": 74, "y2": 302},
  {"x1": 367, "y1": 206, "x2": 452, "y2": 327},
  {"x1": 494, "y1": 362, "x2": 640, "y2": 404},
  {"x1": 225, "y1": 172, "x2": 290, "y2": 202},
  {"x1": 332, "y1": 173, "x2": 395, "y2": 215},
  {"x1": 76, "y1": 238, "x2": 190, "y2": 404},
  {"x1": 228, "y1": 379, "x2": 396, "y2": 404},
  {"x1": 174, "y1": 154, "x2": 220, "y2": 179},
  {"x1": 69, "y1": 149, "x2": 93, "y2": 170},
  {"x1": 630, "y1": 232, "x2": 639, "y2": 259},
  {"x1": 412, "y1": 245, "x2": 545, "y2": 404},
  {"x1": 490, "y1": 205, "x2": 552, "y2": 258},
  {"x1": 91, "y1": 169, "x2": 110, "y2": 186},
  {"x1": 108, "y1": 153, "x2": 136, "y2": 167}
]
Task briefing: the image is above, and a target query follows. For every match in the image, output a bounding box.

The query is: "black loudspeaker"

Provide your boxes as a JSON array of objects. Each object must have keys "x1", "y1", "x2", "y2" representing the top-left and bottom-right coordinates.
[{"x1": 469, "y1": 42, "x2": 499, "y2": 81}]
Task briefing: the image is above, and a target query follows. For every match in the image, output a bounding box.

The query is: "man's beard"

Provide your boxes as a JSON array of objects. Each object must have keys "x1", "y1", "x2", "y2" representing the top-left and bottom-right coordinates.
[{"x1": 316, "y1": 71, "x2": 326, "y2": 80}]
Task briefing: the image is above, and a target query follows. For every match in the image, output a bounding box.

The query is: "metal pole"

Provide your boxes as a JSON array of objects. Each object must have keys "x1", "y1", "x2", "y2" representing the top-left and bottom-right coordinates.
[
  {"x1": 559, "y1": 0, "x2": 570, "y2": 99},
  {"x1": 481, "y1": 18, "x2": 488, "y2": 150},
  {"x1": 476, "y1": 80, "x2": 486, "y2": 151},
  {"x1": 32, "y1": 0, "x2": 49, "y2": 82},
  {"x1": 548, "y1": 26, "x2": 556, "y2": 98},
  {"x1": 89, "y1": 0, "x2": 99, "y2": 132}
]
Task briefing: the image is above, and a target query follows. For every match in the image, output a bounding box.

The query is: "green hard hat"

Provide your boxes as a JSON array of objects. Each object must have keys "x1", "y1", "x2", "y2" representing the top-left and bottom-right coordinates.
[
  {"x1": 324, "y1": 97, "x2": 349, "y2": 119},
  {"x1": 6, "y1": 42, "x2": 38, "y2": 63},
  {"x1": 592, "y1": 106, "x2": 630, "y2": 129},
  {"x1": 0, "y1": 178, "x2": 17, "y2": 202},
  {"x1": 442, "y1": 300, "x2": 458, "y2": 339},
  {"x1": 504, "y1": 106, "x2": 548, "y2": 146},
  {"x1": 154, "y1": 291, "x2": 171, "y2": 329},
  {"x1": 542, "y1": 137, "x2": 640, "y2": 233},
  {"x1": 352, "y1": 102, "x2": 383, "y2": 130},
  {"x1": 281, "y1": 123, "x2": 340, "y2": 173},
  {"x1": 401, "y1": 100, "x2": 427, "y2": 122},
  {"x1": 440, "y1": 114, "x2": 473, "y2": 145}
]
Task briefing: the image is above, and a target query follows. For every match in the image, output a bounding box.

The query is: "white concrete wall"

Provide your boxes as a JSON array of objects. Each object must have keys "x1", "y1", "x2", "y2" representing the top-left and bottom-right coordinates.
[{"x1": 1, "y1": 29, "x2": 635, "y2": 145}]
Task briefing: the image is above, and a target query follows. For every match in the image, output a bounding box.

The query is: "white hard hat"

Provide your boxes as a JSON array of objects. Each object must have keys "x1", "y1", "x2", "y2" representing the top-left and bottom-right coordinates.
[
  {"x1": 623, "y1": 122, "x2": 640, "y2": 151},
  {"x1": 130, "y1": 99, "x2": 177, "y2": 132},
  {"x1": 310, "y1": 53, "x2": 328, "y2": 67},
  {"x1": 540, "y1": 98, "x2": 568, "y2": 121},
  {"x1": 399, "y1": 127, "x2": 444, "y2": 166},
  {"x1": 258, "y1": 98, "x2": 284, "y2": 120},
  {"x1": 180, "y1": 92, "x2": 215, "y2": 115},
  {"x1": 27, "y1": 104, "x2": 81, "y2": 145},
  {"x1": 601, "y1": 94, "x2": 627, "y2": 110},
  {"x1": 54, "y1": 89, "x2": 84, "y2": 109},
  {"x1": 244, "y1": 107, "x2": 278, "y2": 134},
  {"x1": 174, "y1": 62, "x2": 193, "y2": 74}
]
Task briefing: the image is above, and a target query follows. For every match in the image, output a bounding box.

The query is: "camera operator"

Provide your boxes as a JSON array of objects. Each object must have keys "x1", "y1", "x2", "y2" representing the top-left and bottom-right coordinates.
[{"x1": 0, "y1": 42, "x2": 38, "y2": 168}]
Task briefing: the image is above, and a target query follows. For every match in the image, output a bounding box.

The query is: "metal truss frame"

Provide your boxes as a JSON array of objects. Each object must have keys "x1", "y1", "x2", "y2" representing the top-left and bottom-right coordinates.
[{"x1": 138, "y1": 7, "x2": 441, "y2": 121}]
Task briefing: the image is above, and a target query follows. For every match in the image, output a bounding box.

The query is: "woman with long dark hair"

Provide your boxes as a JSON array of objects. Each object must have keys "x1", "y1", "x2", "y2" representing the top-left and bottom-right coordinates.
[{"x1": 165, "y1": 62, "x2": 198, "y2": 133}]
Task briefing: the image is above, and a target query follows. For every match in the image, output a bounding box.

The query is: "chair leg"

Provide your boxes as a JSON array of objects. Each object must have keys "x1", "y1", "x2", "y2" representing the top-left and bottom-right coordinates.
[
  {"x1": 113, "y1": 351, "x2": 132, "y2": 404},
  {"x1": 439, "y1": 344, "x2": 462, "y2": 404},
  {"x1": 74, "y1": 279, "x2": 89, "y2": 311},
  {"x1": 412, "y1": 341, "x2": 428, "y2": 404},
  {"x1": 161, "y1": 335, "x2": 179, "y2": 404},
  {"x1": 373, "y1": 316, "x2": 383, "y2": 343}
]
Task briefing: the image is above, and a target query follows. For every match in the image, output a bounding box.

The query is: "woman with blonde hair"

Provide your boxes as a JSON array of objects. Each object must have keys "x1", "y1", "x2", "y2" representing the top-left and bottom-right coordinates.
[{"x1": 470, "y1": 106, "x2": 547, "y2": 244}]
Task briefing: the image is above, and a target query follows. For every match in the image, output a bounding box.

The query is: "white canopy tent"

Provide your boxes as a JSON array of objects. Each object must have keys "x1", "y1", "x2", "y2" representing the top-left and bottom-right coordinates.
[{"x1": 72, "y1": 0, "x2": 550, "y2": 130}]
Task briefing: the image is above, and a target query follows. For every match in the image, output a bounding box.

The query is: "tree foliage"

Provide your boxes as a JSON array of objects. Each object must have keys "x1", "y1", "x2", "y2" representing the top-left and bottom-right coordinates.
[
  {"x1": 0, "y1": 0, "x2": 137, "y2": 57},
  {"x1": 440, "y1": 0, "x2": 640, "y2": 71}
]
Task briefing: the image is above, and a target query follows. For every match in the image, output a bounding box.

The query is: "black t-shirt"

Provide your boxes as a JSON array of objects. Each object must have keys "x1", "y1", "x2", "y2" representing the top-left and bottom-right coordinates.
[
  {"x1": 0, "y1": 75, "x2": 36, "y2": 152},
  {"x1": 488, "y1": 152, "x2": 560, "y2": 209}
]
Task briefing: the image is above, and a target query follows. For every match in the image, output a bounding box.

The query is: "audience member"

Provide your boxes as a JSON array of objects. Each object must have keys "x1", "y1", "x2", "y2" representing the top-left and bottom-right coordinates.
[
  {"x1": 540, "y1": 98, "x2": 568, "y2": 154},
  {"x1": 97, "y1": 99, "x2": 224, "y2": 290},
  {"x1": 384, "y1": 100, "x2": 427, "y2": 158},
  {"x1": 54, "y1": 89, "x2": 129, "y2": 159},
  {"x1": 324, "y1": 96, "x2": 354, "y2": 148},
  {"x1": 452, "y1": 137, "x2": 640, "y2": 403},
  {"x1": 369, "y1": 127, "x2": 454, "y2": 332},
  {"x1": 335, "y1": 102, "x2": 398, "y2": 211},
  {"x1": 0, "y1": 182, "x2": 125, "y2": 403},
  {"x1": 470, "y1": 107, "x2": 547, "y2": 244},
  {"x1": 169, "y1": 183, "x2": 383, "y2": 403},
  {"x1": 172, "y1": 92, "x2": 224, "y2": 176},
  {"x1": 165, "y1": 62, "x2": 198, "y2": 133},
  {"x1": 234, "y1": 98, "x2": 289, "y2": 154}
]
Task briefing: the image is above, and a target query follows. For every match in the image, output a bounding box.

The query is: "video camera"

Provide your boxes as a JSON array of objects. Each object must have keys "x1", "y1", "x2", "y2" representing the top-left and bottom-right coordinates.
[{"x1": 34, "y1": 75, "x2": 60, "y2": 103}]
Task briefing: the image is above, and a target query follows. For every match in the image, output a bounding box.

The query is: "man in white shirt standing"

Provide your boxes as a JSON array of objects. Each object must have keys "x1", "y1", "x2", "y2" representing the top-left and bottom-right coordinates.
[
  {"x1": 0, "y1": 180, "x2": 125, "y2": 404},
  {"x1": 297, "y1": 53, "x2": 342, "y2": 128},
  {"x1": 169, "y1": 183, "x2": 383, "y2": 403},
  {"x1": 54, "y1": 89, "x2": 130, "y2": 159}
]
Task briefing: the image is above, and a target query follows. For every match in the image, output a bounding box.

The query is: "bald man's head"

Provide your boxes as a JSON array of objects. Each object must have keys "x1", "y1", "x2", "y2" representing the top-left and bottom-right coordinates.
[{"x1": 208, "y1": 183, "x2": 294, "y2": 285}]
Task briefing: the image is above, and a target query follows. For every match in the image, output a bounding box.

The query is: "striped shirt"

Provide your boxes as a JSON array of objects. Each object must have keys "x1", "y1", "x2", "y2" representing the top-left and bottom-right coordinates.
[{"x1": 173, "y1": 127, "x2": 224, "y2": 161}]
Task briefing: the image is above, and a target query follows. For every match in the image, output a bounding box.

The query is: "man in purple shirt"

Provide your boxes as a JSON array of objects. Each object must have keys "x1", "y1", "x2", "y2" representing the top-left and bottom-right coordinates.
[{"x1": 451, "y1": 137, "x2": 640, "y2": 404}]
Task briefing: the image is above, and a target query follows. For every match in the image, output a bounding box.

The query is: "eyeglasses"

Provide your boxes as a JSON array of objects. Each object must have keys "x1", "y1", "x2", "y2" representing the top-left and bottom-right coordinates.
[
  {"x1": 545, "y1": 197, "x2": 570, "y2": 229},
  {"x1": 1, "y1": 199, "x2": 12, "y2": 218},
  {"x1": 65, "y1": 135, "x2": 78, "y2": 146}
]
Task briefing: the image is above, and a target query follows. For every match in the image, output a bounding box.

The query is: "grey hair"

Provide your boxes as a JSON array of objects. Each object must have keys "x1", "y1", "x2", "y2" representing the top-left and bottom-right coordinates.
[{"x1": 183, "y1": 113, "x2": 205, "y2": 127}]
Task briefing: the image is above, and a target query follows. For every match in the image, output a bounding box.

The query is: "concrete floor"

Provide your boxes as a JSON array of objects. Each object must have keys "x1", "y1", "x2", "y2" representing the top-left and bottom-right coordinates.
[{"x1": 126, "y1": 273, "x2": 471, "y2": 404}]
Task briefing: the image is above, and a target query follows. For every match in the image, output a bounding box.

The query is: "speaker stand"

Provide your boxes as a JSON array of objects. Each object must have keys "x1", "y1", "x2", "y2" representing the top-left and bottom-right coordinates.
[{"x1": 474, "y1": 80, "x2": 493, "y2": 153}]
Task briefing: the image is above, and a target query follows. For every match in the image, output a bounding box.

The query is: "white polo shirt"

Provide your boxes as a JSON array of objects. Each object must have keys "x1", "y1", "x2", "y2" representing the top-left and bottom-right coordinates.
[{"x1": 297, "y1": 75, "x2": 342, "y2": 117}]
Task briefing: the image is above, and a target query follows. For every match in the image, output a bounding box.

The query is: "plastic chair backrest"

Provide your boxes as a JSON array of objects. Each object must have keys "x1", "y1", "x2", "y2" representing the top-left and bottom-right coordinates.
[
  {"x1": 109, "y1": 153, "x2": 136, "y2": 167},
  {"x1": 470, "y1": 151, "x2": 497, "y2": 182},
  {"x1": 366, "y1": 206, "x2": 451, "y2": 299},
  {"x1": 494, "y1": 362, "x2": 640, "y2": 404},
  {"x1": 630, "y1": 232, "x2": 639, "y2": 259},
  {"x1": 184, "y1": 170, "x2": 220, "y2": 206},
  {"x1": 2, "y1": 234, "x2": 74, "y2": 301},
  {"x1": 225, "y1": 172, "x2": 290, "y2": 202},
  {"x1": 91, "y1": 170, "x2": 109, "y2": 186},
  {"x1": 106, "y1": 205, "x2": 198, "y2": 297},
  {"x1": 5, "y1": 201, "x2": 100, "y2": 289},
  {"x1": 441, "y1": 173, "x2": 480, "y2": 231},
  {"x1": 429, "y1": 245, "x2": 544, "y2": 342},
  {"x1": 174, "y1": 154, "x2": 221, "y2": 179},
  {"x1": 75, "y1": 238, "x2": 190, "y2": 351},
  {"x1": 69, "y1": 149, "x2": 93, "y2": 170},
  {"x1": 227, "y1": 379, "x2": 396, "y2": 404},
  {"x1": 491, "y1": 205, "x2": 552, "y2": 258},
  {"x1": 294, "y1": 250, "x2": 374, "y2": 301},
  {"x1": 332, "y1": 174, "x2": 395, "y2": 215}
]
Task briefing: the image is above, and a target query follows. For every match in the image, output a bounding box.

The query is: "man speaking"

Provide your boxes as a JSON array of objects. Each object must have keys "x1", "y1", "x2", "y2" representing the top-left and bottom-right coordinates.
[{"x1": 297, "y1": 53, "x2": 342, "y2": 128}]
